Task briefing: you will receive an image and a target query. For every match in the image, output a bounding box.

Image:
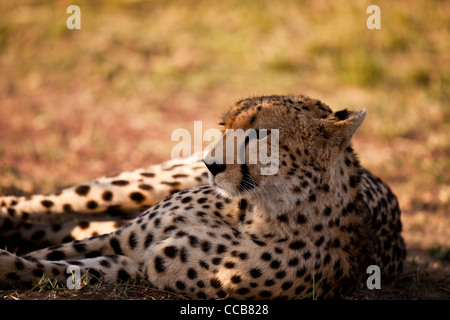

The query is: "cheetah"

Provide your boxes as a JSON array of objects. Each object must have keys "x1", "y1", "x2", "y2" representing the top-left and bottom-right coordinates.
[{"x1": 0, "y1": 94, "x2": 406, "y2": 299}]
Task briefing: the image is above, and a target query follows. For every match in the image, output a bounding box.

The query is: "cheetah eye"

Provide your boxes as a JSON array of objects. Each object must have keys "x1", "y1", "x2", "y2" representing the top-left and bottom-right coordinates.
[{"x1": 218, "y1": 121, "x2": 225, "y2": 126}]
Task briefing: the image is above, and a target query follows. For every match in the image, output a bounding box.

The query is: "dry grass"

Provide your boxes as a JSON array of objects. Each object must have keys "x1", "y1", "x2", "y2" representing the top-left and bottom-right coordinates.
[{"x1": 0, "y1": 0, "x2": 449, "y2": 299}]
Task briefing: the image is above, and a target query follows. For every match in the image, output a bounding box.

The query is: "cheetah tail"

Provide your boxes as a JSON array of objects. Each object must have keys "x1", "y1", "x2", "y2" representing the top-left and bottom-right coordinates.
[{"x1": 0, "y1": 249, "x2": 141, "y2": 289}]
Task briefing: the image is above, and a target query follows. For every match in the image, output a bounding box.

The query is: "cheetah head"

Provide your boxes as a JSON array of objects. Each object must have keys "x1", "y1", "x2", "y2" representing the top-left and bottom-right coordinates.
[{"x1": 204, "y1": 95, "x2": 366, "y2": 212}]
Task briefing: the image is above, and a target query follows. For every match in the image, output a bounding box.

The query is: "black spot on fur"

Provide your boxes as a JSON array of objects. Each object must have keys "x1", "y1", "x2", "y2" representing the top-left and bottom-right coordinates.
[
  {"x1": 140, "y1": 172, "x2": 155, "y2": 178},
  {"x1": 289, "y1": 241, "x2": 306, "y2": 250},
  {"x1": 349, "y1": 175, "x2": 361, "y2": 188},
  {"x1": 7, "y1": 273, "x2": 20, "y2": 281},
  {"x1": 86, "y1": 200, "x2": 98, "y2": 210},
  {"x1": 215, "y1": 202, "x2": 224, "y2": 210},
  {"x1": 345, "y1": 158, "x2": 352, "y2": 167},
  {"x1": 78, "y1": 221, "x2": 90, "y2": 230},
  {"x1": 238, "y1": 252, "x2": 248, "y2": 260},
  {"x1": 210, "y1": 278, "x2": 222, "y2": 288},
  {"x1": 250, "y1": 268, "x2": 262, "y2": 278},
  {"x1": 281, "y1": 281, "x2": 293, "y2": 291},
  {"x1": 315, "y1": 236, "x2": 325, "y2": 247},
  {"x1": 100, "y1": 259, "x2": 111, "y2": 268},
  {"x1": 154, "y1": 256, "x2": 166, "y2": 273},
  {"x1": 187, "y1": 268, "x2": 197, "y2": 279},
  {"x1": 130, "y1": 192, "x2": 145, "y2": 203},
  {"x1": 75, "y1": 185, "x2": 91, "y2": 196},
  {"x1": 252, "y1": 239, "x2": 266, "y2": 247},
  {"x1": 173, "y1": 216, "x2": 187, "y2": 224},
  {"x1": 313, "y1": 224, "x2": 323, "y2": 232},
  {"x1": 163, "y1": 246, "x2": 178, "y2": 258},
  {"x1": 288, "y1": 257, "x2": 299, "y2": 266},
  {"x1": 231, "y1": 275, "x2": 242, "y2": 284},
  {"x1": 180, "y1": 247, "x2": 188, "y2": 262},
  {"x1": 73, "y1": 243, "x2": 87, "y2": 252},
  {"x1": 14, "y1": 260, "x2": 24, "y2": 270},
  {"x1": 216, "y1": 244, "x2": 227, "y2": 254},
  {"x1": 303, "y1": 251, "x2": 312, "y2": 260},
  {"x1": 189, "y1": 235, "x2": 199, "y2": 247},
  {"x1": 138, "y1": 184, "x2": 153, "y2": 191},
  {"x1": 259, "y1": 290, "x2": 272, "y2": 298},
  {"x1": 41, "y1": 200, "x2": 54, "y2": 208},
  {"x1": 261, "y1": 252, "x2": 271, "y2": 261},
  {"x1": 181, "y1": 196, "x2": 192, "y2": 204},
  {"x1": 201, "y1": 240, "x2": 211, "y2": 253},
  {"x1": 238, "y1": 199, "x2": 248, "y2": 211},
  {"x1": 296, "y1": 267, "x2": 306, "y2": 278},
  {"x1": 128, "y1": 232, "x2": 138, "y2": 249},
  {"x1": 296, "y1": 214, "x2": 307, "y2": 224},
  {"x1": 118, "y1": 269, "x2": 131, "y2": 282},
  {"x1": 173, "y1": 174, "x2": 188, "y2": 178},
  {"x1": 111, "y1": 180, "x2": 130, "y2": 186},
  {"x1": 161, "y1": 181, "x2": 181, "y2": 187},
  {"x1": 323, "y1": 206, "x2": 332, "y2": 216},
  {"x1": 47, "y1": 250, "x2": 65, "y2": 261},
  {"x1": 144, "y1": 233, "x2": 153, "y2": 248},
  {"x1": 323, "y1": 253, "x2": 331, "y2": 265},
  {"x1": 176, "y1": 280, "x2": 186, "y2": 290},
  {"x1": 109, "y1": 238, "x2": 123, "y2": 255},
  {"x1": 102, "y1": 191, "x2": 113, "y2": 201},
  {"x1": 237, "y1": 287, "x2": 250, "y2": 295},
  {"x1": 264, "y1": 279, "x2": 275, "y2": 286},
  {"x1": 295, "y1": 285, "x2": 306, "y2": 295},
  {"x1": 331, "y1": 238, "x2": 341, "y2": 248},
  {"x1": 270, "y1": 260, "x2": 281, "y2": 269}
]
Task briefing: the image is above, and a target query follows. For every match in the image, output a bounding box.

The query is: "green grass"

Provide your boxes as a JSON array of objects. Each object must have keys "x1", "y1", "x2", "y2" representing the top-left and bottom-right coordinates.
[{"x1": 1, "y1": 1, "x2": 448, "y2": 97}]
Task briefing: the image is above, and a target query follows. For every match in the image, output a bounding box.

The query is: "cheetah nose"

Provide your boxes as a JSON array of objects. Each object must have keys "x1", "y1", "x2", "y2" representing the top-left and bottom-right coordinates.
[{"x1": 204, "y1": 160, "x2": 226, "y2": 177}]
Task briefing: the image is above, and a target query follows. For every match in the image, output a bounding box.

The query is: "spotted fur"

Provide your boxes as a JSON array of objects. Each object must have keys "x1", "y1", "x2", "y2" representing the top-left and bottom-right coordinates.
[{"x1": 0, "y1": 95, "x2": 406, "y2": 299}]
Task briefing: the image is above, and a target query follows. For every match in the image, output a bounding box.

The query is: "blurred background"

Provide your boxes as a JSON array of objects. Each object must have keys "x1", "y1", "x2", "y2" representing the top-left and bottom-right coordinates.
[{"x1": 0, "y1": 0, "x2": 449, "y2": 298}]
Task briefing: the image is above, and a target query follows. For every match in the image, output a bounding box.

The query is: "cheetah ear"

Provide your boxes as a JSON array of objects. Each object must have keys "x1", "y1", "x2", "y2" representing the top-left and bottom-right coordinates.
[{"x1": 322, "y1": 109, "x2": 367, "y2": 150}]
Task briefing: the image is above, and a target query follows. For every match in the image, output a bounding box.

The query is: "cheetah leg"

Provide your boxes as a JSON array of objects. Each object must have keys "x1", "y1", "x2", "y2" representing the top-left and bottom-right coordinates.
[
  {"x1": 0, "y1": 153, "x2": 208, "y2": 222},
  {"x1": 22, "y1": 232, "x2": 116, "y2": 261},
  {"x1": 0, "y1": 216, "x2": 133, "y2": 251},
  {"x1": 1, "y1": 229, "x2": 143, "y2": 288},
  {"x1": 0, "y1": 249, "x2": 142, "y2": 289}
]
